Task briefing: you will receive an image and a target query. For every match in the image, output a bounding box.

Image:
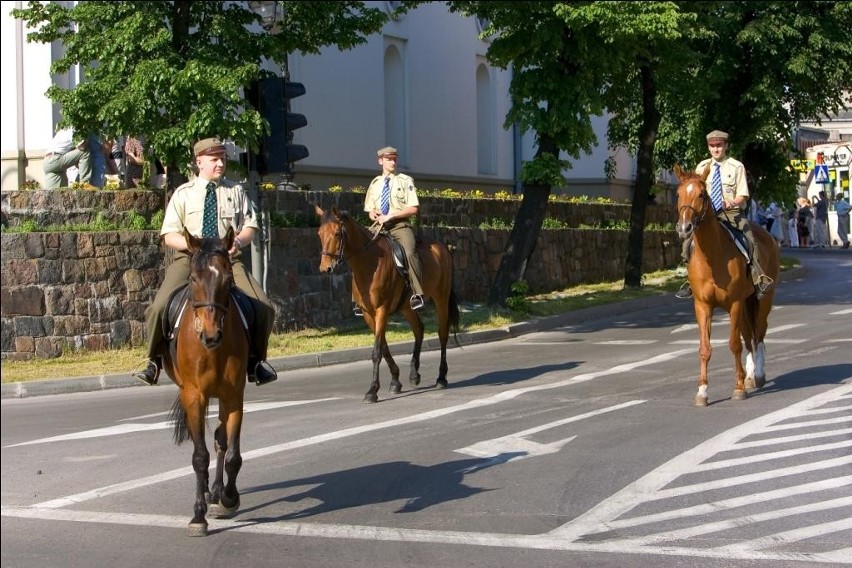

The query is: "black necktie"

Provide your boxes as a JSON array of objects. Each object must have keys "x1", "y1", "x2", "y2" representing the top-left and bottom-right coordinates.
[{"x1": 202, "y1": 182, "x2": 218, "y2": 237}]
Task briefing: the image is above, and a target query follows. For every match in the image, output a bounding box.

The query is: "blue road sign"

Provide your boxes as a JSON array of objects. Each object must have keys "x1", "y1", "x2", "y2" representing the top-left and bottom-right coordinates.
[{"x1": 814, "y1": 164, "x2": 830, "y2": 184}]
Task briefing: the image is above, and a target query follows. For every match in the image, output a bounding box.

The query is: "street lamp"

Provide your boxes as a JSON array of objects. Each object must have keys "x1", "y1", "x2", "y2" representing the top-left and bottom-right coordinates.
[{"x1": 248, "y1": 1, "x2": 282, "y2": 34}]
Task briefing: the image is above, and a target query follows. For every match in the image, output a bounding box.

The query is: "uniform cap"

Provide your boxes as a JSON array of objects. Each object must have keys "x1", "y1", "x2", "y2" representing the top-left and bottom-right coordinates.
[
  {"x1": 194, "y1": 137, "x2": 226, "y2": 157},
  {"x1": 377, "y1": 146, "x2": 398, "y2": 158},
  {"x1": 706, "y1": 130, "x2": 729, "y2": 142}
]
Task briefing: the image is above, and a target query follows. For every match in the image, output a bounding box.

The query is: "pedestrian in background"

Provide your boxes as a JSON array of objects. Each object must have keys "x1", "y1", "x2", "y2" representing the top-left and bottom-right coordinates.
[
  {"x1": 834, "y1": 193, "x2": 851, "y2": 249},
  {"x1": 43, "y1": 127, "x2": 91, "y2": 189},
  {"x1": 812, "y1": 190, "x2": 829, "y2": 248}
]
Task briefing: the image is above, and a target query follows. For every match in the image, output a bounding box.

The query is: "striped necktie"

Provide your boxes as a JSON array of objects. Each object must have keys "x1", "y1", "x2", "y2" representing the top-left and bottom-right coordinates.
[
  {"x1": 710, "y1": 163, "x2": 723, "y2": 212},
  {"x1": 202, "y1": 182, "x2": 218, "y2": 237},
  {"x1": 380, "y1": 176, "x2": 390, "y2": 215}
]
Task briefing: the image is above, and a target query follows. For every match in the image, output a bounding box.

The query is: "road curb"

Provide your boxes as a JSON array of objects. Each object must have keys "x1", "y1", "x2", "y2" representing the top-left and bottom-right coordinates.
[{"x1": 1, "y1": 264, "x2": 808, "y2": 400}]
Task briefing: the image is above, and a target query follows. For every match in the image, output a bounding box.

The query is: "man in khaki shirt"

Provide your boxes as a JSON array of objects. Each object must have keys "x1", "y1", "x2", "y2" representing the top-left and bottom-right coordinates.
[
  {"x1": 133, "y1": 137, "x2": 277, "y2": 386},
  {"x1": 676, "y1": 130, "x2": 774, "y2": 300},
  {"x1": 362, "y1": 146, "x2": 425, "y2": 311}
]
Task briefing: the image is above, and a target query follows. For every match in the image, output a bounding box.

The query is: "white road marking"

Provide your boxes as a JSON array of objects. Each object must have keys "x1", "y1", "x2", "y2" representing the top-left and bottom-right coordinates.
[
  {"x1": 5, "y1": 399, "x2": 340, "y2": 448},
  {"x1": 595, "y1": 340, "x2": 657, "y2": 345},
  {"x1": 455, "y1": 400, "x2": 645, "y2": 461},
  {"x1": 3, "y1": 363, "x2": 849, "y2": 564},
  {"x1": 831, "y1": 308, "x2": 852, "y2": 315}
]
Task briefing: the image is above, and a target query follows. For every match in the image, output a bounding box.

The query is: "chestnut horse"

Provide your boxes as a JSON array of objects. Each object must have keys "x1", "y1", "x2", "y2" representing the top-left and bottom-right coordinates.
[
  {"x1": 316, "y1": 206, "x2": 460, "y2": 403},
  {"x1": 164, "y1": 228, "x2": 249, "y2": 536},
  {"x1": 675, "y1": 165, "x2": 780, "y2": 406}
]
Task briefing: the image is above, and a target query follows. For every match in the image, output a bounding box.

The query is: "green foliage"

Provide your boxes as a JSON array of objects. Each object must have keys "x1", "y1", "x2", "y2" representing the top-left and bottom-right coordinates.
[
  {"x1": 505, "y1": 280, "x2": 530, "y2": 313},
  {"x1": 126, "y1": 210, "x2": 148, "y2": 230},
  {"x1": 540, "y1": 217, "x2": 568, "y2": 229},
  {"x1": 19, "y1": 179, "x2": 41, "y2": 191},
  {"x1": 149, "y1": 209, "x2": 165, "y2": 230},
  {"x1": 11, "y1": 1, "x2": 391, "y2": 182},
  {"x1": 479, "y1": 218, "x2": 512, "y2": 230}
]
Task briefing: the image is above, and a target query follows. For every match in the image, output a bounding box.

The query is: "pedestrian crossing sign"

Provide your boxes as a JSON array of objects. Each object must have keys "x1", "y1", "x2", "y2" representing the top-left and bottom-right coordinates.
[{"x1": 814, "y1": 164, "x2": 830, "y2": 184}]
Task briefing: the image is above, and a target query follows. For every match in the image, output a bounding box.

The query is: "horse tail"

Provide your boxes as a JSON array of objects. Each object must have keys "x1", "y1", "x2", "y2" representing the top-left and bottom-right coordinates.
[{"x1": 168, "y1": 396, "x2": 190, "y2": 445}]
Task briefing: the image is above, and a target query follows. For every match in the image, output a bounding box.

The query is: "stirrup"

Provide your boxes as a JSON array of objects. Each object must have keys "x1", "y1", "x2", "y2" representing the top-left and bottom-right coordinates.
[
  {"x1": 675, "y1": 282, "x2": 693, "y2": 299},
  {"x1": 754, "y1": 275, "x2": 774, "y2": 300}
]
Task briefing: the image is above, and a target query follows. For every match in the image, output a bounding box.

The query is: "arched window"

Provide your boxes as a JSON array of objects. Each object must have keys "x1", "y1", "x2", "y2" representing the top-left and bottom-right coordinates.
[
  {"x1": 476, "y1": 63, "x2": 495, "y2": 175},
  {"x1": 384, "y1": 43, "x2": 407, "y2": 164}
]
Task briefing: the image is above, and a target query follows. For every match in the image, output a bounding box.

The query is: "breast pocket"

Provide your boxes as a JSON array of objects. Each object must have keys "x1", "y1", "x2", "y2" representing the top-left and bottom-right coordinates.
[{"x1": 186, "y1": 205, "x2": 205, "y2": 232}]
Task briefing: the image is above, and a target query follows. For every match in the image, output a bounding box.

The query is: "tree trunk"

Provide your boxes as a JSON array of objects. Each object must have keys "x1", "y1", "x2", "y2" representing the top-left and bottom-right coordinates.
[
  {"x1": 624, "y1": 62, "x2": 661, "y2": 288},
  {"x1": 487, "y1": 137, "x2": 559, "y2": 307}
]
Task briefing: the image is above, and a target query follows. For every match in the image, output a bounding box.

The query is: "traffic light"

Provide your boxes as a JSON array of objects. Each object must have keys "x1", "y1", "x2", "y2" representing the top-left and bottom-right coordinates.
[{"x1": 246, "y1": 77, "x2": 309, "y2": 176}]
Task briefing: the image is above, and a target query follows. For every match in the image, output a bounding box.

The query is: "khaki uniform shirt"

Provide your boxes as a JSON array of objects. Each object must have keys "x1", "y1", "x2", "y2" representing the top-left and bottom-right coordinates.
[
  {"x1": 695, "y1": 156, "x2": 749, "y2": 209},
  {"x1": 364, "y1": 172, "x2": 419, "y2": 214},
  {"x1": 161, "y1": 177, "x2": 258, "y2": 238}
]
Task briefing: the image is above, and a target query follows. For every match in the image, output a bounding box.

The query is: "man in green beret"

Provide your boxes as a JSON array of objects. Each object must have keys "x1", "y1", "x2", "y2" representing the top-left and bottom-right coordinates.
[
  {"x1": 133, "y1": 137, "x2": 278, "y2": 386},
  {"x1": 676, "y1": 130, "x2": 774, "y2": 299}
]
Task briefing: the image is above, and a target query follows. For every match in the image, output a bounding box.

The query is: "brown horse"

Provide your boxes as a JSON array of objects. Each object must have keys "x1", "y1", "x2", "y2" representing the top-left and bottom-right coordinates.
[
  {"x1": 315, "y1": 205, "x2": 460, "y2": 403},
  {"x1": 164, "y1": 227, "x2": 249, "y2": 536},
  {"x1": 675, "y1": 165, "x2": 780, "y2": 406}
]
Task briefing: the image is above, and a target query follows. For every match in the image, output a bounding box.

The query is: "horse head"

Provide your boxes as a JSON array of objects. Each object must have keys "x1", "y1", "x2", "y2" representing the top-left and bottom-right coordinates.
[
  {"x1": 315, "y1": 205, "x2": 348, "y2": 273},
  {"x1": 675, "y1": 164, "x2": 712, "y2": 240},
  {"x1": 185, "y1": 227, "x2": 235, "y2": 349}
]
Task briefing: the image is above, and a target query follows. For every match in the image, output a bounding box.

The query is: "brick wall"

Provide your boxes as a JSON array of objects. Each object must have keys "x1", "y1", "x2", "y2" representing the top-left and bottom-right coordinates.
[{"x1": 1, "y1": 190, "x2": 680, "y2": 360}]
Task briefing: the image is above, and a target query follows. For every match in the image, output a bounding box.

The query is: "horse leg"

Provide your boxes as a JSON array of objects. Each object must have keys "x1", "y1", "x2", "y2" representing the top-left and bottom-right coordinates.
[
  {"x1": 433, "y1": 299, "x2": 450, "y2": 389},
  {"x1": 747, "y1": 295, "x2": 772, "y2": 389},
  {"x1": 741, "y1": 296, "x2": 760, "y2": 390},
  {"x1": 209, "y1": 422, "x2": 226, "y2": 508},
  {"x1": 693, "y1": 302, "x2": 713, "y2": 407},
  {"x1": 402, "y1": 309, "x2": 424, "y2": 388},
  {"x1": 209, "y1": 399, "x2": 243, "y2": 518},
  {"x1": 182, "y1": 394, "x2": 211, "y2": 537},
  {"x1": 729, "y1": 302, "x2": 747, "y2": 401},
  {"x1": 381, "y1": 335, "x2": 403, "y2": 395}
]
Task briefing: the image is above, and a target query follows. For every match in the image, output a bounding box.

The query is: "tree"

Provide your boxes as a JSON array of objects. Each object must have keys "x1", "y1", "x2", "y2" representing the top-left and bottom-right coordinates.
[
  {"x1": 453, "y1": 2, "x2": 852, "y2": 301},
  {"x1": 450, "y1": 2, "x2": 694, "y2": 302},
  {"x1": 12, "y1": 0, "x2": 390, "y2": 188}
]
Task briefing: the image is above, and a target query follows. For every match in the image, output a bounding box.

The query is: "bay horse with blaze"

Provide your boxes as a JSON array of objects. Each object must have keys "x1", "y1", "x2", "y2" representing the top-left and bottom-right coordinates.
[
  {"x1": 316, "y1": 206, "x2": 460, "y2": 403},
  {"x1": 164, "y1": 227, "x2": 249, "y2": 536},
  {"x1": 675, "y1": 165, "x2": 780, "y2": 406}
]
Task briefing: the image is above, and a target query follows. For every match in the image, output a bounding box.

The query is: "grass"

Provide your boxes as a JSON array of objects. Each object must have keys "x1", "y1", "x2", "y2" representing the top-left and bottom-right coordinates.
[{"x1": 1, "y1": 259, "x2": 799, "y2": 385}]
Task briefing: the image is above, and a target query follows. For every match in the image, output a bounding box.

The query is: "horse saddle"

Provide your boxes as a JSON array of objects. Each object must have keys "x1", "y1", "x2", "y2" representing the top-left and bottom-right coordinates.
[
  {"x1": 381, "y1": 233, "x2": 410, "y2": 279},
  {"x1": 163, "y1": 284, "x2": 255, "y2": 343},
  {"x1": 718, "y1": 220, "x2": 751, "y2": 262}
]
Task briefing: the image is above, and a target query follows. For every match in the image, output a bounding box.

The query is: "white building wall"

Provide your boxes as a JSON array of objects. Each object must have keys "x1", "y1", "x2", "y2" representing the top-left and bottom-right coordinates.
[{"x1": 1, "y1": 1, "x2": 628, "y2": 197}]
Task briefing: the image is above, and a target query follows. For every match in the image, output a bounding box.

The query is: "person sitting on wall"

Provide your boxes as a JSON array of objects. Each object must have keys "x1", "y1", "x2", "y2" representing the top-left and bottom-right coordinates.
[{"x1": 43, "y1": 127, "x2": 92, "y2": 189}]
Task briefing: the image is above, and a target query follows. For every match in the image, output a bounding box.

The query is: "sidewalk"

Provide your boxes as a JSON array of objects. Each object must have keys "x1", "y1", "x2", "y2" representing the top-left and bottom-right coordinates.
[{"x1": 1, "y1": 263, "x2": 810, "y2": 400}]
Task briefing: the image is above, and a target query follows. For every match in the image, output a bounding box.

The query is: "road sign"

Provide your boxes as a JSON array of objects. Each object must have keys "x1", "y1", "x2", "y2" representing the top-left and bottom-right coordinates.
[{"x1": 814, "y1": 164, "x2": 830, "y2": 184}]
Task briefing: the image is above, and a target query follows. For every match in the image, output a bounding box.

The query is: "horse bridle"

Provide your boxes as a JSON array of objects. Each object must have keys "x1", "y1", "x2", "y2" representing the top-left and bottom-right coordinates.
[
  {"x1": 190, "y1": 250, "x2": 232, "y2": 317},
  {"x1": 321, "y1": 222, "x2": 348, "y2": 266},
  {"x1": 679, "y1": 185, "x2": 711, "y2": 228},
  {"x1": 321, "y1": 220, "x2": 383, "y2": 267}
]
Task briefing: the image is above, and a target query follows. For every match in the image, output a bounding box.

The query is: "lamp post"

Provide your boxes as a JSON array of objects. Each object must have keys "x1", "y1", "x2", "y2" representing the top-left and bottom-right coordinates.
[{"x1": 246, "y1": 1, "x2": 284, "y2": 292}]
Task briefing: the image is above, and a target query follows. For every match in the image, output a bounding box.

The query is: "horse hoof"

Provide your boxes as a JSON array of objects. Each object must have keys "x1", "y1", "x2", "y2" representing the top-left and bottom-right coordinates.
[
  {"x1": 753, "y1": 374, "x2": 766, "y2": 389},
  {"x1": 694, "y1": 395, "x2": 708, "y2": 407},
  {"x1": 732, "y1": 389, "x2": 748, "y2": 401},
  {"x1": 435, "y1": 379, "x2": 448, "y2": 390},
  {"x1": 363, "y1": 393, "x2": 378, "y2": 404},
  {"x1": 187, "y1": 522, "x2": 208, "y2": 537},
  {"x1": 410, "y1": 375, "x2": 421, "y2": 387},
  {"x1": 744, "y1": 377, "x2": 756, "y2": 390},
  {"x1": 208, "y1": 500, "x2": 239, "y2": 519},
  {"x1": 389, "y1": 384, "x2": 402, "y2": 395}
]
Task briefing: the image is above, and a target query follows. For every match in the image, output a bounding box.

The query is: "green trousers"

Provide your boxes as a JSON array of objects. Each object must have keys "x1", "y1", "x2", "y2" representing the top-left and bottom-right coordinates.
[
  {"x1": 143, "y1": 251, "x2": 275, "y2": 361},
  {"x1": 387, "y1": 223, "x2": 424, "y2": 296}
]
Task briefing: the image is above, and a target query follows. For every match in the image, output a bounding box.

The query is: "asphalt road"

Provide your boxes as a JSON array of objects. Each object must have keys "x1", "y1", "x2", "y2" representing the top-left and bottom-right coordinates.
[{"x1": 2, "y1": 248, "x2": 850, "y2": 568}]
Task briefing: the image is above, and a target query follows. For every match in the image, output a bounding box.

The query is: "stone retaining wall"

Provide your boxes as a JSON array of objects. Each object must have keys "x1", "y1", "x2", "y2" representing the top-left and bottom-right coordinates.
[{"x1": 1, "y1": 190, "x2": 680, "y2": 360}]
